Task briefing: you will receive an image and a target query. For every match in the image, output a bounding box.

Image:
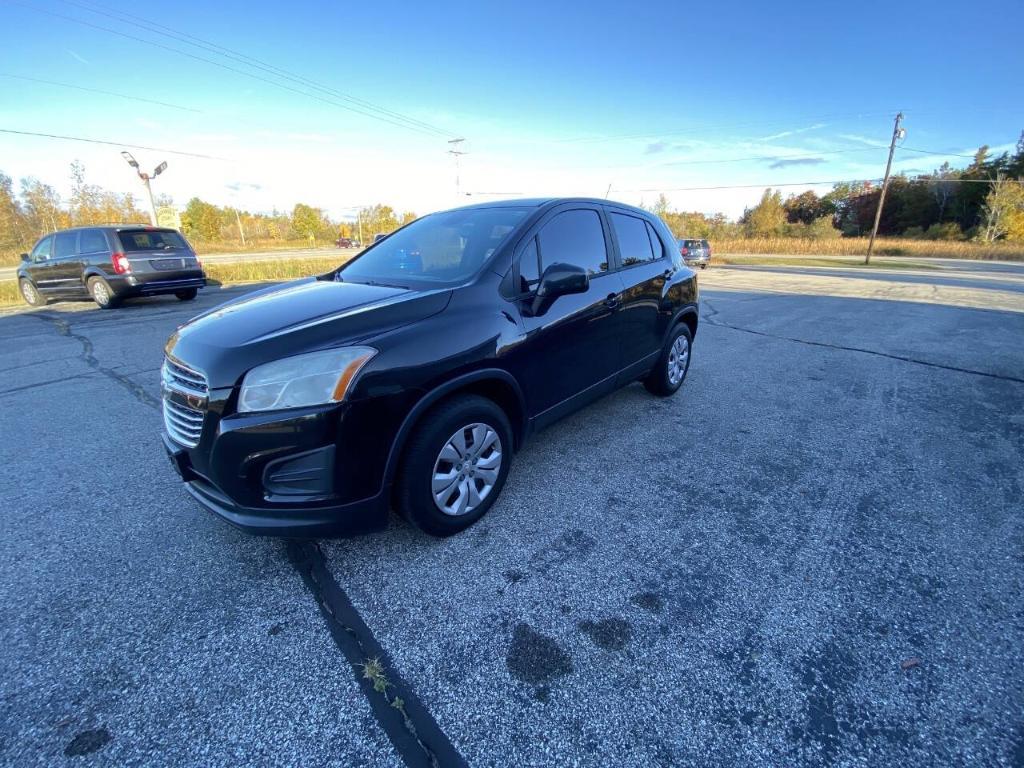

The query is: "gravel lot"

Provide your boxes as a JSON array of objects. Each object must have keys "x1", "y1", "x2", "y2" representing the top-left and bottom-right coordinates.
[{"x1": 1, "y1": 260, "x2": 1022, "y2": 766}]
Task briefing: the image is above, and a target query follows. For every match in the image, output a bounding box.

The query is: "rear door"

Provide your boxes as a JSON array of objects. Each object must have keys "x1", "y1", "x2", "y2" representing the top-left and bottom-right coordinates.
[
  {"x1": 606, "y1": 209, "x2": 672, "y2": 367},
  {"x1": 49, "y1": 231, "x2": 84, "y2": 296},
  {"x1": 512, "y1": 205, "x2": 627, "y2": 424}
]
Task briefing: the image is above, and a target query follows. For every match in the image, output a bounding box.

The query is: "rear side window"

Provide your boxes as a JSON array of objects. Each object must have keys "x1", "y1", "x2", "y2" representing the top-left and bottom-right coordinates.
[
  {"x1": 118, "y1": 230, "x2": 187, "y2": 251},
  {"x1": 79, "y1": 229, "x2": 108, "y2": 253},
  {"x1": 609, "y1": 212, "x2": 655, "y2": 266},
  {"x1": 30, "y1": 235, "x2": 53, "y2": 261},
  {"x1": 538, "y1": 209, "x2": 608, "y2": 275},
  {"x1": 646, "y1": 222, "x2": 664, "y2": 260},
  {"x1": 54, "y1": 231, "x2": 77, "y2": 258}
]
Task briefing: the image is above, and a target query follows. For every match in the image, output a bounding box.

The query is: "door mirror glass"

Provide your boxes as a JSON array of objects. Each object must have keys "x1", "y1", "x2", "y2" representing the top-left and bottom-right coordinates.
[
  {"x1": 530, "y1": 262, "x2": 589, "y2": 316},
  {"x1": 20, "y1": 252, "x2": 29, "y2": 262}
]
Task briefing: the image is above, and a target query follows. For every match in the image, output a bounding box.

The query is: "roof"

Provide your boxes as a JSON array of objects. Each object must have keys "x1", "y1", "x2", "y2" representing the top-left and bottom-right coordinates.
[{"x1": 445, "y1": 197, "x2": 651, "y2": 216}]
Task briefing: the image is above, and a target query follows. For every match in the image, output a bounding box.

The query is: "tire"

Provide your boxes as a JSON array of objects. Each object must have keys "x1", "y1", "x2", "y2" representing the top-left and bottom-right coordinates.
[
  {"x1": 87, "y1": 276, "x2": 119, "y2": 309},
  {"x1": 19, "y1": 278, "x2": 47, "y2": 307},
  {"x1": 395, "y1": 394, "x2": 513, "y2": 536},
  {"x1": 701, "y1": 263, "x2": 708, "y2": 269},
  {"x1": 644, "y1": 322, "x2": 693, "y2": 397},
  {"x1": 175, "y1": 288, "x2": 198, "y2": 301}
]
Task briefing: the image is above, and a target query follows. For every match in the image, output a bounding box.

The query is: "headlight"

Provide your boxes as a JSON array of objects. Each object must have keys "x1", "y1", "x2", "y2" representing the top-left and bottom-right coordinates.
[{"x1": 238, "y1": 347, "x2": 376, "y2": 413}]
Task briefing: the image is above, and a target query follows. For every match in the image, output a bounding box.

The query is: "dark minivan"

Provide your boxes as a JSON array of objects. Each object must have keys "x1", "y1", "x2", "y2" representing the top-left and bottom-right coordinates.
[
  {"x1": 18, "y1": 225, "x2": 206, "y2": 309},
  {"x1": 162, "y1": 198, "x2": 698, "y2": 537}
]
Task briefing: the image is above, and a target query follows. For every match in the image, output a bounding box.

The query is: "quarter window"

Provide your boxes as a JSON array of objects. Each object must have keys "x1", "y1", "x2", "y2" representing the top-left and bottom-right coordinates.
[
  {"x1": 646, "y1": 222, "x2": 664, "y2": 260},
  {"x1": 609, "y1": 213, "x2": 655, "y2": 266},
  {"x1": 54, "y1": 231, "x2": 77, "y2": 259},
  {"x1": 79, "y1": 229, "x2": 108, "y2": 253},
  {"x1": 518, "y1": 238, "x2": 540, "y2": 293},
  {"x1": 537, "y1": 209, "x2": 608, "y2": 275}
]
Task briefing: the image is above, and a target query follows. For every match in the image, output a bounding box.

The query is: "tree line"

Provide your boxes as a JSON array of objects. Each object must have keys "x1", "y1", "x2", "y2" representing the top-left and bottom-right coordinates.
[
  {"x1": 0, "y1": 161, "x2": 418, "y2": 255},
  {"x1": 651, "y1": 133, "x2": 1024, "y2": 242}
]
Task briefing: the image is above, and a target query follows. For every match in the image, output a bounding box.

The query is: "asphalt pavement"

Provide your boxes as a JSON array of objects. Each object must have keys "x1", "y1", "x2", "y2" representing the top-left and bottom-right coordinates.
[{"x1": 1, "y1": 261, "x2": 1022, "y2": 766}]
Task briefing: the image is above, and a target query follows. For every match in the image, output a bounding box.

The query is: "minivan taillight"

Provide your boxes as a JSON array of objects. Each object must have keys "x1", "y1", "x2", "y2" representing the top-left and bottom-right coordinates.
[
  {"x1": 111, "y1": 252, "x2": 131, "y2": 274},
  {"x1": 680, "y1": 246, "x2": 689, "y2": 255}
]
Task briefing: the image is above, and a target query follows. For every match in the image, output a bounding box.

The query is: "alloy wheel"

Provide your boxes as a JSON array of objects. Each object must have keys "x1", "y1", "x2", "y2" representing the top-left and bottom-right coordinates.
[
  {"x1": 92, "y1": 280, "x2": 110, "y2": 306},
  {"x1": 21, "y1": 281, "x2": 38, "y2": 305},
  {"x1": 431, "y1": 422, "x2": 502, "y2": 516}
]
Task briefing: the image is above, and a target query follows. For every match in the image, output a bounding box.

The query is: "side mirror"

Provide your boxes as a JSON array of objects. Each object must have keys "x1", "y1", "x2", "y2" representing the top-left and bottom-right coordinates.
[
  {"x1": 20, "y1": 253, "x2": 29, "y2": 262},
  {"x1": 530, "y1": 262, "x2": 589, "y2": 316}
]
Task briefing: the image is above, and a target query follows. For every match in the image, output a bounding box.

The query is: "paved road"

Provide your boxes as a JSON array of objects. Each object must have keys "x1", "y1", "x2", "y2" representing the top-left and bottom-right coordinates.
[{"x1": 1, "y1": 262, "x2": 1022, "y2": 766}]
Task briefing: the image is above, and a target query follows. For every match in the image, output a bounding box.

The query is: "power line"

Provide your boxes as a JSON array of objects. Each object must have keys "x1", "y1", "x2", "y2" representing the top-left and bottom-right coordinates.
[
  {"x1": 56, "y1": 0, "x2": 457, "y2": 138},
  {"x1": 16, "y1": 1, "x2": 456, "y2": 140},
  {"x1": 548, "y1": 110, "x2": 902, "y2": 145},
  {"x1": 0, "y1": 128, "x2": 225, "y2": 160},
  {"x1": 899, "y1": 146, "x2": 979, "y2": 159},
  {"x1": 53, "y1": 0, "x2": 456, "y2": 139},
  {"x1": 0, "y1": 72, "x2": 203, "y2": 113},
  {"x1": 660, "y1": 146, "x2": 880, "y2": 167}
]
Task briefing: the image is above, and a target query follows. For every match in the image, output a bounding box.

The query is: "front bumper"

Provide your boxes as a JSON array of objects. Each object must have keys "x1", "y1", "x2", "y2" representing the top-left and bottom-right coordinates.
[{"x1": 163, "y1": 432, "x2": 389, "y2": 537}]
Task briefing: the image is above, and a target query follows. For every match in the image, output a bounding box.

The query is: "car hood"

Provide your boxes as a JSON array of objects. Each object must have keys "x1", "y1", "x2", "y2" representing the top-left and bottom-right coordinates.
[{"x1": 166, "y1": 277, "x2": 451, "y2": 388}]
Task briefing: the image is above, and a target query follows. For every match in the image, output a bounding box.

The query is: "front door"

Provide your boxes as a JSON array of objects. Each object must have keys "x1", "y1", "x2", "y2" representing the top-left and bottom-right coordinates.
[
  {"x1": 25, "y1": 235, "x2": 57, "y2": 292},
  {"x1": 513, "y1": 206, "x2": 626, "y2": 427}
]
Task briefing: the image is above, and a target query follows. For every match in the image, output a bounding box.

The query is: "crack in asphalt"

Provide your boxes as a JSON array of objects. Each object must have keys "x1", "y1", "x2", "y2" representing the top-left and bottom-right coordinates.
[
  {"x1": 286, "y1": 540, "x2": 467, "y2": 768},
  {"x1": 25, "y1": 313, "x2": 162, "y2": 410},
  {"x1": 701, "y1": 299, "x2": 1024, "y2": 385}
]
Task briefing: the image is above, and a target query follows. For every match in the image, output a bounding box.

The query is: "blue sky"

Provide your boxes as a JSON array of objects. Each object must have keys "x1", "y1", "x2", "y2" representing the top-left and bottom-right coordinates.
[{"x1": 1, "y1": 0, "x2": 1022, "y2": 219}]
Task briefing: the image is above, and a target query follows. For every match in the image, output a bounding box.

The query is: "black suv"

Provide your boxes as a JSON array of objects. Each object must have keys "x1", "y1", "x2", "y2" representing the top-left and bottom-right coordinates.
[
  {"x1": 162, "y1": 199, "x2": 698, "y2": 537},
  {"x1": 18, "y1": 226, "x2": 206, "y2": 309}
]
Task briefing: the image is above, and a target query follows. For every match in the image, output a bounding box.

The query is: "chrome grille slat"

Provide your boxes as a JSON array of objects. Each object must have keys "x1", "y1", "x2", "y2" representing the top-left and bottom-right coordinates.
[
  {"x1": 163, "y1": 357, "x2": 208, "y2": 396},
  {"x1": 162, "y1": 356, "x2": 208, "y2": 448}
]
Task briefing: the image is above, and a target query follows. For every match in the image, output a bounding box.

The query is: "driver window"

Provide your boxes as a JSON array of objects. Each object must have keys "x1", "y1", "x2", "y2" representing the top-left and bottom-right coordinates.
[{"x1": 30, "y1": 236, "x2": 53, "y2": 262}]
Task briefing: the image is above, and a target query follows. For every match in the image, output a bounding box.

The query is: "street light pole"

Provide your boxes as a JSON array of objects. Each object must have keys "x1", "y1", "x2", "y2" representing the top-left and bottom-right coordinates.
[
  {"x1": 865, "y1": 112, "x2": 905, "y2": 264},
  {"x1": 121, "y1": 151, "x2": 167, "y2": 226}
]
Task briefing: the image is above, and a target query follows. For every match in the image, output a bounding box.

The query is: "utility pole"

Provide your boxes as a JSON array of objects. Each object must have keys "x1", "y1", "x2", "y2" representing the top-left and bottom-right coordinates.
[
  {"x1": 447, "y1": 138, "x2": 467, "y2": 200},
  {"x1": 357, "y1": 210, "x2": 364, "y2": 245},
  {"x1": 865, "y1": 112, "x2": 905, "y2": 264},
  {"x1": 120, "y1": 151, "x2": 167, "y2": 226}
]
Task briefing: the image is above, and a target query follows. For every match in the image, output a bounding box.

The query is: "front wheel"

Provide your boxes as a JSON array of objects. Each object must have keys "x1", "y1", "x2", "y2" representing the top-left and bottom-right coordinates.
[
  {"x1": 644, "y1": 323, "x2": 693, "y2": 396},
  {"x1": 88, "y1": 277, "x2": 119, "y2": 309},
  {"x1": 395, "y1": 394, "x2": 513, "y2": 536},
  {"x1": 175, "y1": 288, "x2": 198, "y2": 301},
  {"x1": 19, "y1": 279, "x2": 47, "y2": 307}
]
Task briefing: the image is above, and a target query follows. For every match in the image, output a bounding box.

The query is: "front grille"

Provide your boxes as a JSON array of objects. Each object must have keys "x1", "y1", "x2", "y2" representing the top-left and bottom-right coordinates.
[
  {"x1": 163, "y1": 356, "x2": 208, "y2": 396},
  {"x1": 164, "y1": 398, "x2": 204, "y2": 448},
  {"x1": 162, "y1": 356, "x2": 208, "y2": 448}
]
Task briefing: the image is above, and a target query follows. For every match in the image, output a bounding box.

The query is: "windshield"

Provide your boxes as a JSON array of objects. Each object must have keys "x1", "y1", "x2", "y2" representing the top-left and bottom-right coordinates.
[
  {"x1": 118, "y1": 229, "x2": 188, "y2": 251},
  {"x1": 339, "y1": 207, "x2": 529, "y2": 286}
]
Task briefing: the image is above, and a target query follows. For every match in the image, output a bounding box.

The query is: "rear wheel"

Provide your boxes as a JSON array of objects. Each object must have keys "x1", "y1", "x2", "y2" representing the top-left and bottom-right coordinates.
[
  {"x1": 19, "y1": 279, "x2": 47, "y2": 307},
  {"x1": 395, "y1": 394, "x2": 513, "y2": 536},
  {"x1": 644, "y1": 323, "x2": 693, "y2": 396},
  {"x1": 175, "y1": 288, "x2": 198, "y2": 301},
  {"x1": 88, "y1": 277, "x2": 119, "y2": 309}
]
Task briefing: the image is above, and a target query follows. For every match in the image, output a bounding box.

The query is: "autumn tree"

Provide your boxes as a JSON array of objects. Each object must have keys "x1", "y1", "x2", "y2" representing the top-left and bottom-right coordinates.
[
  {"x1": 742, "y1": 189, "x2": 786, "y2": 236},
  {"x1": 980, "y1": 177, "x2": 1024, "y2": 242}
]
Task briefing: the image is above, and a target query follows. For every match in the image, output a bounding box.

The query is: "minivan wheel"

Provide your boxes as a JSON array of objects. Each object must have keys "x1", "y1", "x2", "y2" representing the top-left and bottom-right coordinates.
[
  {"x1": 88, "y1": 277, "x2": 119, "y2": 309},
  {"x1": 19, "y1": 279, "x2": 47, "y2": 307},
  {"x1": 395, "y1": 394, "x2": 513, "y2": 536},
  {"x1": 644, "y1": 323, "x2": 693, "y2": 396},
  {"x1": 175, "y1": 288, "x2": 198, "y2": 301}
]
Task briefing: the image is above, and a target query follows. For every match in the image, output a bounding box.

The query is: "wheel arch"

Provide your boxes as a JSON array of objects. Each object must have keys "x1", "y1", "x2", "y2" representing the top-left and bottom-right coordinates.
[
  {"x1": 672, "y1": 306, "x2": 699, "y2": 341},
  {"x1": 382, "y1": 368, "x2": 527, "y2": 489}
]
